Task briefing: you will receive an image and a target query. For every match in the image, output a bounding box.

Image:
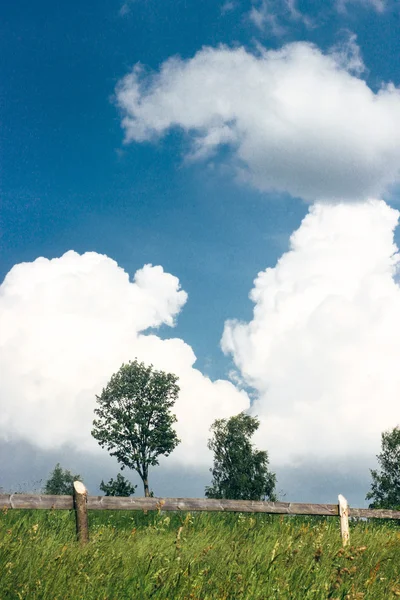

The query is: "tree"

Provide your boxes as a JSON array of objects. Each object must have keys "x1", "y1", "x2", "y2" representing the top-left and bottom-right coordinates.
[
  {"x1": 99, "y1": 473, "x2": 137, "y2": 497},
  {"x1": 205, "y1": 412, "x2": 277, "y2": 501},
  {"x1": 92, "y1": 359, "x2": 180, "y2": 497},
  {"x1": 366, "y1": 426, "x2": 400, "y2": 509},
  {"x1": 43, "y1": 463, "x2": 82, "y2": 495}
]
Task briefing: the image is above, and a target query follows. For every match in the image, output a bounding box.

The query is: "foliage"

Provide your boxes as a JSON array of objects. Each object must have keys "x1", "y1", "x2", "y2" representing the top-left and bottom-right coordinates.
[
  {"x1": 99, "y1": 473, "x2": 137, "y2": 497},
  {"x1": 366, "y1": 426, "x2": 400, "y2": 509},
  {"x1": 2, "y1": 509, "x2": 400, "y2": 599},
  {"x1": 92, "y1": 359, "x2": 180, "y2": 497},
  {"x1": 205, "y1": 412, "x2": 277, "y2": 501},
  {"x1": 43, "y1": 463, "x2": 81, "y2": 496}
]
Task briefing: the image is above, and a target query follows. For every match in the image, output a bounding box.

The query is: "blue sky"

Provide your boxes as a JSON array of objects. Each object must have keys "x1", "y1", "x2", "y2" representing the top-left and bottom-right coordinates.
[
  {"x1": 0, "y1": 0, "x2": 313, "y2": 377},
  {"x1": 1, "y1": 0, "x2": 400, "y2": 501},
  {"x1": 2, "y1": 0, "x2": 399, "y2": 376}
]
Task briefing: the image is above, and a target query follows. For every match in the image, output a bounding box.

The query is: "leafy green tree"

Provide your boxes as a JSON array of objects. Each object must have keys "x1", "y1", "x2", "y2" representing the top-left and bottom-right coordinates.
[
  {"x1": 43, "y1": 463, "x2": 82, "y2": 495},
  {"x1": 100, "y1": 473, "x2": 137, "y2": 497},
  {"x1": 366, "y1": 426, "x2": 400, "y2": 509},
  {"x1": 205, "y1": 412, "x2": 277, "y2": 501},
  {"x1": 92, "y1": 359, "x2": 180, "y2": 497}
]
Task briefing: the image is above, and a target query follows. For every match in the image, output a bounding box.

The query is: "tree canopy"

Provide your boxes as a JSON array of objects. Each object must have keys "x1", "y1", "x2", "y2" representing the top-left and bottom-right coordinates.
[
  {"x1": 99, "y1": 473, "x2": 137, "y2": 497},
  {"x1": 92, "y1": 359, "x2": 180, "y2": 497},
  {"x1": 205, "y1": 412, "x2": 277, "y2": 501},
  {"x1": 43, "y1": 463, "x2": 81, "y2": 495},
  {"x1": 366, "y1": 426, "x2": 400, "y2": 509}
]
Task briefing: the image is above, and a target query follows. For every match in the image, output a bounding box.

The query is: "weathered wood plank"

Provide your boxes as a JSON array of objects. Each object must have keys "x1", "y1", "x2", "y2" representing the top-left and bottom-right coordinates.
[
  {"x1": 0, "y1": 494, "x2": 73, "y2": 510},
  {"x1": 1, "y1": 493, "x2": 399, "y2": 520},
  {"x1": 86, "y1": 497, "x2": 339, "y2": 516},
  {"x1": 349, "y1": 507, "x2": 400, "y2": 520}
]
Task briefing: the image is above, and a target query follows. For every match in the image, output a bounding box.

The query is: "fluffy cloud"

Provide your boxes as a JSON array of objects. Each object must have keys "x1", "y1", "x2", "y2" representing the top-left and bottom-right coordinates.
[
  {"x1": 222, "y1": 199, "x2": 400, "y2": 465},
  {"x1": 221, "y1": 1, "x2": 237, "y2": 15},
  {"x1": 119, "y1": 0, "x2": 135, "y2": 17},
  {"x1": 0, "y1": 251, "x2": 249, "y2": 465},
  {"x1": 336, "y1": 0, "x2": 387, "y2": 13},
  {"x1": 116, "y1": 41, "x2": 400, "y2": 203},
  {"x1": 249, "y1": 0, "x2": 312, "y2": 34}
]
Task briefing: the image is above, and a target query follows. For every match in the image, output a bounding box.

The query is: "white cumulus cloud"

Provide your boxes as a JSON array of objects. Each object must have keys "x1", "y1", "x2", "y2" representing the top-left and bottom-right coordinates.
[
  {"x1": 0, "y1": 251, "x2": 249, "y2": 465},
  {"x1": 116, "y1": 41, "x2": 400, "y2": 203},
  {"x1": 222, "y1": 199, "x2": 400, "y2": 465}
]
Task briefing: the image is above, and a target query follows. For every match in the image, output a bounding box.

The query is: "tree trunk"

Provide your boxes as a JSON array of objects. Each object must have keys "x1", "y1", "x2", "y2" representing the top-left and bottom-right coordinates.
[{"x1": 142, "y1": 466, "x2": 150, "y2": 497}]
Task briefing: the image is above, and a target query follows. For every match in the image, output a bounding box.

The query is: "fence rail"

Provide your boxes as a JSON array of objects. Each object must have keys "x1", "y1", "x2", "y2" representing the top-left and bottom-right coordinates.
[
  {"x1": 2, "y1": 487, "x2": 400, "y2": 546},
  {"x1": 1, "y1": 494, "x2": 400, "y2": 519}
]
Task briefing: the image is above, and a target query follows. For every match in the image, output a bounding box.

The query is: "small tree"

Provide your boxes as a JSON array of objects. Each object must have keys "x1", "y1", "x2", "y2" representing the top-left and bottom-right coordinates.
[
  {"x1": 43, "y1": 463, "x2": 82, "y2": 495},
  {"x1": 205, "y1": 412, "x2": 277, "y2": 501},
  {"x1": 100, "y1": 473, "x2": 137, "y2": 497},
  {"x1": 92, "y1": 359, "x2": 180, "y2": 497},
  {"x1": 366, "y1": 426, "x2": 400, "y2": 509}
]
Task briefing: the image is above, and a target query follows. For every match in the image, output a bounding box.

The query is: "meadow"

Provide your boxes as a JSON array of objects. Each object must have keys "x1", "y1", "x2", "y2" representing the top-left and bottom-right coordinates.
[{"x1": 1, "y1": 507, "x2": 400, "y2": 600}]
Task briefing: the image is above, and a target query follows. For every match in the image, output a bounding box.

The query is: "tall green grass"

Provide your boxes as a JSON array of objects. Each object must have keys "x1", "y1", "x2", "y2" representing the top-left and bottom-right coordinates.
[{"x1": 1, "y1": 507, "x2": 400, "y2": 599}]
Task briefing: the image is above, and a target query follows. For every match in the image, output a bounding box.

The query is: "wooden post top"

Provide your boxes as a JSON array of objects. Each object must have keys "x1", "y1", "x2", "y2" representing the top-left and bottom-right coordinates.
[{"x1": 73, "y1": 481, "x2": 87, "y2": 495}]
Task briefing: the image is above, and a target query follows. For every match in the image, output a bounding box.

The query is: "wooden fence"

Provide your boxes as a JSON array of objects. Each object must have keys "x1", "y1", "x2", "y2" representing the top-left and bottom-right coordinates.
[{"x1": 2, "y1": 482, "x2": 400, "y2": 547}]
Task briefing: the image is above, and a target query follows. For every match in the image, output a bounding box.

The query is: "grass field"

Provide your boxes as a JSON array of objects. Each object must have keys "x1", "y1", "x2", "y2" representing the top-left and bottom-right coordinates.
[{"x1": 1, "y1": 507, "x2": 400, "y2": 599}]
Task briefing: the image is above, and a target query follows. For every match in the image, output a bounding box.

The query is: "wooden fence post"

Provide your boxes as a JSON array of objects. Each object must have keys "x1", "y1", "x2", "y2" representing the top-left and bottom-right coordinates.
[
  {"x1": 73, "y1": 481, "x2": 89, "y2": 545},
  {"x1": 338, "y1": 494, "x2": 350, "y2": 547}
]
